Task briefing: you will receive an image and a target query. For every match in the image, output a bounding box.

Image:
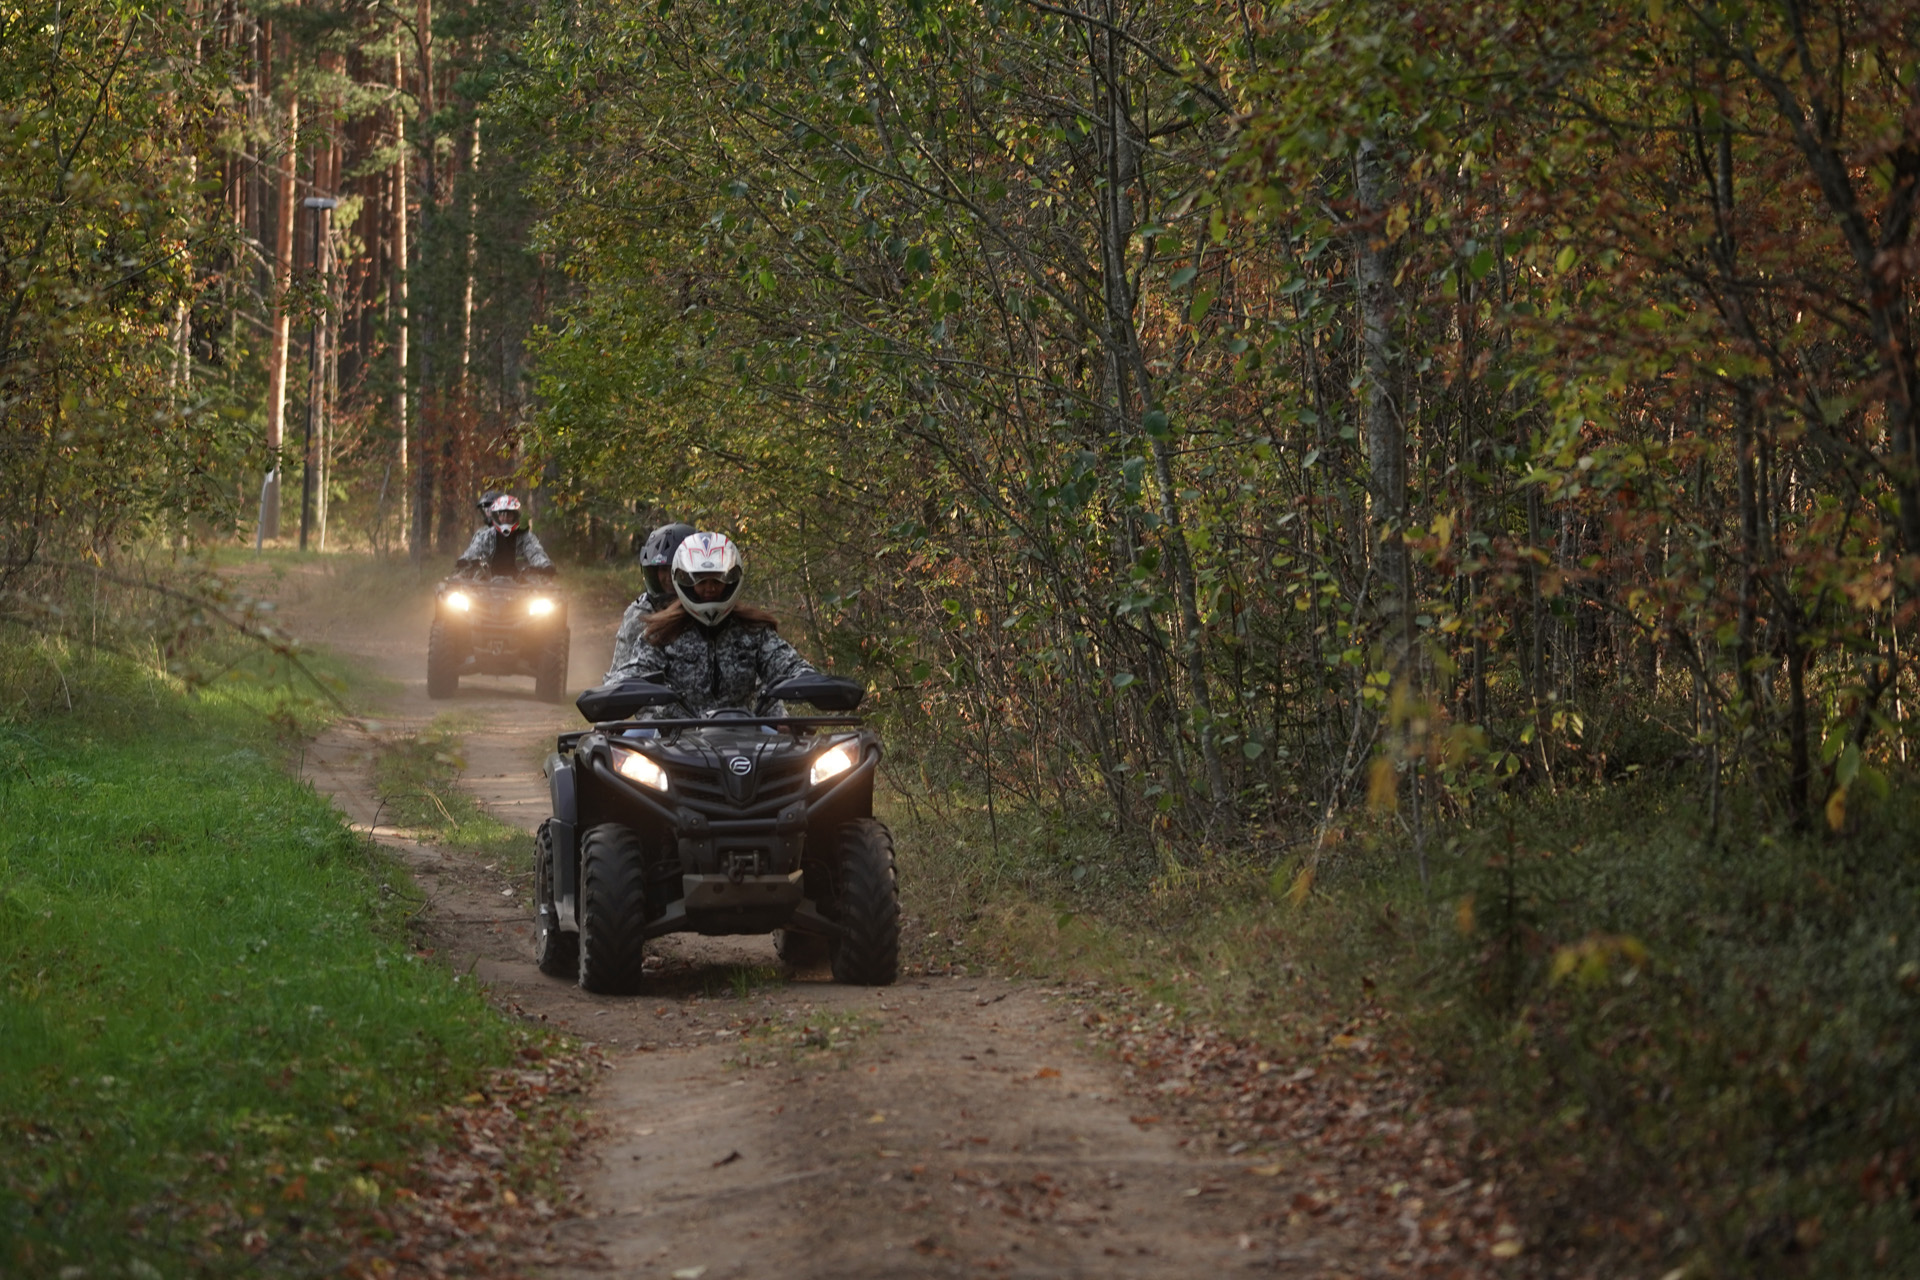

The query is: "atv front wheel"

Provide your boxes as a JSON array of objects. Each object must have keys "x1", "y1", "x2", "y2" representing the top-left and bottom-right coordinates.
[
  {"x1": 828, "y1": 819, "x2": 900, "y2": 986},
  {"x1": 535, "y1": 629, "x2": 570, "y2": 703},
  {"x1": 534, "y1": 820, "x2": 578, "y2": 978},
  {"x1": 426, "y1": 618, "x2": 463, "y2": 699},
  {"x1": 578, "y1": 822, "x2": 649, "y2": 994}
]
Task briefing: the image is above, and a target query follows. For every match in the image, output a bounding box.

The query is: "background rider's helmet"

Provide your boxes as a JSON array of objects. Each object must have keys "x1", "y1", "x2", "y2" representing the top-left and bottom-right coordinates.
[
  {"x1": 671, "y1": 532, "x2": 744, "y2": 626},
  {"x1": 639, "y1": 522, "x2": 696, "y2": 601},
  {"x1": 488, "y1": 494, "x2": 523, "y2": 533}
]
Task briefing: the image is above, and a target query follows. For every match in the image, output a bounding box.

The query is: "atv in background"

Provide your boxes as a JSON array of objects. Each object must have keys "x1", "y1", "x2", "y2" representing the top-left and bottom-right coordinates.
[
  {"x1": 533, "y1": 673, "x2": 898, "y2": 993},
  {"x1": 426, "y1": 575, "x2": 570, "y2": 702}
]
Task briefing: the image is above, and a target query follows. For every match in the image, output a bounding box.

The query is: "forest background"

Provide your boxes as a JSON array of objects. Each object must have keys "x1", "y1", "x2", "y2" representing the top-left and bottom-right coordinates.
[{"x1": 4, "y1": 0, "x2": 1919, "y2": 1273}]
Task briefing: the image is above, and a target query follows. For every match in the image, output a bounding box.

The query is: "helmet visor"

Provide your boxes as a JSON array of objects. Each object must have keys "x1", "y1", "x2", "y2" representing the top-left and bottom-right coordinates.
[{"x1": 675, "y1": 566, "x2": 741, "y2": 605}]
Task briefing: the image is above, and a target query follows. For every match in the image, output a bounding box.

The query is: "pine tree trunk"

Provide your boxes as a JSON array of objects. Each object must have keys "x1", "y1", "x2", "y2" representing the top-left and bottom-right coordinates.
[
  {"x1": 262, "y1": 91, "x2": 299, "y2": 541},
  {"x1": 393, "y1": 46, "x2": 413, "y2": 559}
]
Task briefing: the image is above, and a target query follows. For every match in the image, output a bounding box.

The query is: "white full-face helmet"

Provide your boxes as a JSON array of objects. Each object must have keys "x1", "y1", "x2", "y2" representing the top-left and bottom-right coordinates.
[
  {"x1": 672, "y1": 532, "x2": 744, "y2": 626},
  {"x1": 488, "y1": 493, "x2": 523, "y2": 533}
]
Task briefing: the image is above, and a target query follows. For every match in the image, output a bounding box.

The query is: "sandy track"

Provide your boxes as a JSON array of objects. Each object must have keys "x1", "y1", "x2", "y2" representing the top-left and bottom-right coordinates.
[{"x1": 281, "y1": 560, "x2": 1367, "y2": 1279}]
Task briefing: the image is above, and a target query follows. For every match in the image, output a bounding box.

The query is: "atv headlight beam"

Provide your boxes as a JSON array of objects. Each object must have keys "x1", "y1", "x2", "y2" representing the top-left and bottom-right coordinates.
[
  {"x1": 445, "y1": 590, "x2": 472, "y2": 612},
  {"x1": 528, "y1": 596, "x2": 556, "y2": 617},
  {"x1": 810, "y1": 742, "x2": 857, "y2": 787},
  {"x1": 612, "y1": 746, "x2": 669, "y2": 792}
]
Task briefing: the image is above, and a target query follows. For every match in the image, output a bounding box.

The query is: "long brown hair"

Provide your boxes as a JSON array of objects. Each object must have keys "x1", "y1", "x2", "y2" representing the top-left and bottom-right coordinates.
[{"x1": 642, "y1": 599, "x2": 781, "y2": 648}]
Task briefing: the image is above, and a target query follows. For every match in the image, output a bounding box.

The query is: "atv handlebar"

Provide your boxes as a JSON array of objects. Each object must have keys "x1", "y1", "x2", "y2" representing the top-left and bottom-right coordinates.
[{"x1": 597, "y1": 715, "x2": 864, "y2": 733}]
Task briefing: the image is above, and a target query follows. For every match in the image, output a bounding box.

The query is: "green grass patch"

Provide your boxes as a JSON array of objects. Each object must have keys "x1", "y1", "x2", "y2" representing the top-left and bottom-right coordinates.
[
  {"x1": 889, "y1": 778, "x2": 1920, "y2": 1276},
  {"x1": 0, "y1": 638, "x2": 538, "y2": 1275},
  {"x1": 369, "y1": 714, "x2": 535, "y2": 872}
]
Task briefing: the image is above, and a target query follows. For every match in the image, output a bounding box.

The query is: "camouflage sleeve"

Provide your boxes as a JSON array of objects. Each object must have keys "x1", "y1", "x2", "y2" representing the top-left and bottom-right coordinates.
[
  {"x1": 753, "y1": 628, "x2": 818, "y2": 686},
  {"x1": 608, "y1": 634, "x2": 669, "y2": 685},
  {"x1": 455, "y1": 527, "x2": 491, "y2": 566},
  {"x1": 603, "y1": 600, "x2": 649, "y2": 684},
  {"x1": 518, "y1": 531, "x2": 555, "y2": 572}
]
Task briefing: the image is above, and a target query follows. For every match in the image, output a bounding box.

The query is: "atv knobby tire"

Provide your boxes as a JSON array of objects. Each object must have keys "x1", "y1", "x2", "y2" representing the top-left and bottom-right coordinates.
[
  {"x1": 535, "y1": 630, "x2": 570, "y2": 703},
  {"x1": 775, "y1": 927, "x2": 830, "y2": 972},
  {"x1": 534, "y1": 820, "x2": 578, "y2": 978},
  {"x1": 578, "y1": 822, "x2": 649, "y2": 994},
  {"x1": 828, "y1": 818, "x2": 899, "y2": 986},
  {"x1": 426, "y1": 619, "x2": 463, "y2": 699}
]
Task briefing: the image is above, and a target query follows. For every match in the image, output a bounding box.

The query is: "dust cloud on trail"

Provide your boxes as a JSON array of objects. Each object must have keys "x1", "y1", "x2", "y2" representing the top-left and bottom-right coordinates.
[{"x1": 280, "y1": 557, "x2": 1358, "y2": 1278}]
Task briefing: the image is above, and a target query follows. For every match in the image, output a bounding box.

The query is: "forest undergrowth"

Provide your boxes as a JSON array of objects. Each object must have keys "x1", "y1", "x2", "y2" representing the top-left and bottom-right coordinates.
[{"x1": 887, "y1": 739, "x2": 1920, "y2": 1278}]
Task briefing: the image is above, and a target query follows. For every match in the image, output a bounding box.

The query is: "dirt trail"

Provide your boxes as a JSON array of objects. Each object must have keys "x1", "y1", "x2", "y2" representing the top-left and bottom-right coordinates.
[{"x1": 281, "y1": 560, "x2": 1368, "y2": 1278}]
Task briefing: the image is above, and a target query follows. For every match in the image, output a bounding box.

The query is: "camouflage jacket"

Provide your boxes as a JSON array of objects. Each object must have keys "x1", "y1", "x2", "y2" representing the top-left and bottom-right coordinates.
[
  {"x1": 603, "y1": 590, "x2": 674, "y2": 684},
  {"x1": 454, "y1": 526, "x2": 554, "y2": 577},
  {"x1": 607, "y1": 615, "x2": 816, "y2": 716}
]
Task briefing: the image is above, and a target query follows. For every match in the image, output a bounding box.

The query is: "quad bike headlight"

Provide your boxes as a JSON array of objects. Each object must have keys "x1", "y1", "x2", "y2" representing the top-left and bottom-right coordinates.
[
  {"x1": 810, "y1": 742, "x2": 857, "y2": 787},
  {"x1": 444, "y1": 590, "x2": 472, "y2": 612},
  {"x1": 527, "y1": 596, "x2": 557, "y2": 617},
  {"x1": 612, "y1": 746, "x2": 669, "y2": 792}
]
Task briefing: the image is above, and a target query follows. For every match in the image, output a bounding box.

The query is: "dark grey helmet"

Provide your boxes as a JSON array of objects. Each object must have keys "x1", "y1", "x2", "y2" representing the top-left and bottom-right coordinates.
[{"x1": 639, "y1": 522, "x2": 696, "y2": 599}]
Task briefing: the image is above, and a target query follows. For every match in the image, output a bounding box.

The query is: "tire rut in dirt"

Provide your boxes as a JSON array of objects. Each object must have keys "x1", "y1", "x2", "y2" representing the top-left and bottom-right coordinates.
[
  {"x1": 578, "y1": 822, "x2": 649, "y2": 994},
  {"x1": 534, "y1": 820, "x2": 579, "y2": 978},
  {"x1": 426, "y1": 619, "x2": 462, "y2": 699},
  {"x1": 828, "y1": 818, "x2": 900, "y2": 986}
]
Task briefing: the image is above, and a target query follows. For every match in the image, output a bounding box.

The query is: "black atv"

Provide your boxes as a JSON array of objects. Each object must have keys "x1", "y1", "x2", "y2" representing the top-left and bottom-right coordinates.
[
  {"x1": 426, "y1": 574, "x2": 570, "y2": 703},
  {"x1": 533, "y1": 674, "x2": 899, "y2": 993}
]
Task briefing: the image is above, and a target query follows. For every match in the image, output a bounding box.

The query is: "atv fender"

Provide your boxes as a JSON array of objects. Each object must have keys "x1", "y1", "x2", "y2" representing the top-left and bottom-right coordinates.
[{"x1": 545, "y1": 751, "x2": 580, "y2": 933}]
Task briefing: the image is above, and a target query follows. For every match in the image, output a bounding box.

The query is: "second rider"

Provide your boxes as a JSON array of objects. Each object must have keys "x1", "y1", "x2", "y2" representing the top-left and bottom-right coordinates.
[{"x1": 604, "y1": 521, "x2": 693, "y2": 683}]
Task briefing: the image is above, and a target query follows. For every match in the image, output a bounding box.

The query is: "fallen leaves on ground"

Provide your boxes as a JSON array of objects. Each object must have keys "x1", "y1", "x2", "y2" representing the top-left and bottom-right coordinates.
[
  {"x1": 207, "y1": 1037, "x2": 602, "y2": 1278},
  {"x1": 330, "y1": 1039, "x2": 607, "y2": 1278},
  {"x1": 1069, "y1": 985, "x2": 1532, "y2": 1277}
]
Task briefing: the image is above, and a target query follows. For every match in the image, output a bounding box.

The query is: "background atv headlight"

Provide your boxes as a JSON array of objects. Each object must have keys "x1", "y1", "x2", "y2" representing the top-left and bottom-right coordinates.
[
  {"x1": 810, "y1": 742, "x2": 857, "y2": 786},
  {"x1": 612, "y1": 747, "x2": 669, "y2": 792},
  {"x1": 527, "y1": 596, "x2": 556, "y2": 617},
  {"x1": 444, "y1": 590, "x2": 472, "y2": 612}
]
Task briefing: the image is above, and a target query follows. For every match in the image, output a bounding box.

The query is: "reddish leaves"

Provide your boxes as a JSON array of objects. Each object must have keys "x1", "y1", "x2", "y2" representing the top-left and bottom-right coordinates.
[
  {"x1": 327, "y1": 1039, "x2": 606, "y2": 1279},
  {"x1": 1073, "y1": 985, "x2": 1528, "y2": 1276}
]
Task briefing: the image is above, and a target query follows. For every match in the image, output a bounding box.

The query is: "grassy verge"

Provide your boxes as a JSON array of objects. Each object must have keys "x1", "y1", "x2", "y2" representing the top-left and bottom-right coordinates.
[
  {"x1": 0, "y1": 636, "x2": 578, "y2": 1276},
  {"x1": 887, "y1": 776, "x2": 1920, "y2": 1276}
]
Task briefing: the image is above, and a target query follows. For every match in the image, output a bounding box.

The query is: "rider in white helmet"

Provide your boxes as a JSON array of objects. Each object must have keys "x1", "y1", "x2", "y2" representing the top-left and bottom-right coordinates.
[
  {"x1": 455, "y1": 494, "x2": 555, "y2": 579},
  {"x1": 604, "y1": 531, "x2": 816, "y2": 714}
]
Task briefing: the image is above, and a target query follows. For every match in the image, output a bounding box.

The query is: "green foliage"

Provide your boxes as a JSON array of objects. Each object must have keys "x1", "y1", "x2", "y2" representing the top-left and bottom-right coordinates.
[
  {"x1": 1439, "y1": 783, "x2": 1920, "y2": 1274},
  {"x1": 0, "y1": 641, "x2": 517, "y2": 1275},
  {"x1": 900, "y1": 772, "x2": 1920, "y2": 1276},
  {"x1": 2, "y1": 0, "x2": 257, "y2": 572},
  {"x1": 495, "y1": 0, "x2": 1920, "y2": 862}
]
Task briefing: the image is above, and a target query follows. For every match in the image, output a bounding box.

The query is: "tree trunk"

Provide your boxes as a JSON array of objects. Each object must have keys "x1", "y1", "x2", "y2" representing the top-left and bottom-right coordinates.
[
  {"x1": 393, "y1": 46, "x2": 413, "y2": 559},
  {"x1": 1353, "y1": 138, "x2": 1407, "y2": 661},
  {"x1": 411, "y1": 0, "x2": 440, "y2": 558},
  {"x1": 1093, "y1": 0, "x2": 1228, "y2": 814},
  {"x1": 262, "y1": 91, "x2": 299, "y2": 542},
  {"x1": 460, "y1": 120, "x2": 479, "y2": 399}
]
